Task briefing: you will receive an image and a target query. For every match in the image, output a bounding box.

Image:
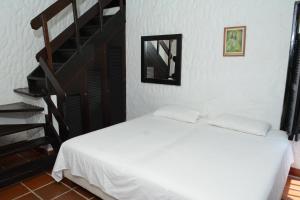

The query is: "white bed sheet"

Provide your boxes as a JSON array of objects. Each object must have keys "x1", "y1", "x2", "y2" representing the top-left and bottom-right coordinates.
[{"x1": 52, "y1": 115, "x2": 294, "y2": 200}]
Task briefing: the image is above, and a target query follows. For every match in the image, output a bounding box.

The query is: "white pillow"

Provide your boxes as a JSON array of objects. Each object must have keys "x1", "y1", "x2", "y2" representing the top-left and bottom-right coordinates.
[
  {"x1": 208, "y1": 114, "x2": 271, "y2": 136},
  {"x1": 153, "y1": 105, "x2": 202, "y2": 123}
]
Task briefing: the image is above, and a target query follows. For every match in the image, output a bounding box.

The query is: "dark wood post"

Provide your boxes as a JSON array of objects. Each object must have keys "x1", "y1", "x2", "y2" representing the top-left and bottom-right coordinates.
[
  {"x1": 72, "y1": 0, "x2": 81, "y2": 51},
  {"x1": 168, "y1": 40, "x2": 172, "y2": 74},
  {"x1": 119, "y1": 0, "x2": 124, "y2": 12},
  {"x1": 99, "y1": 44, "x2": 111, "y2": 127},
  {"x1": 98, "y1": 0, "x2": 104, "y2": 32},
  {"x1": 41, "y1": 15, "x2": 53, "y2": 70}
]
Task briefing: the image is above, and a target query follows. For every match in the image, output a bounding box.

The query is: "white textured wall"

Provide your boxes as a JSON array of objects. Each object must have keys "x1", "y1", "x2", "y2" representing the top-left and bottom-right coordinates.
[
  {"x1": 126, "y1": 0, "x2": 300, "y2": 167},
  {"x1": 0, "y1": 0, "x2": 97, "y2": 144}
]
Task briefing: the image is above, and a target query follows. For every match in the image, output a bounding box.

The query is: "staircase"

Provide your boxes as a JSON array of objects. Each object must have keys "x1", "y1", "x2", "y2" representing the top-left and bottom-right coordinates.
[{"x1": 0, "y1": 0, "x2": 125, "y2": 187}]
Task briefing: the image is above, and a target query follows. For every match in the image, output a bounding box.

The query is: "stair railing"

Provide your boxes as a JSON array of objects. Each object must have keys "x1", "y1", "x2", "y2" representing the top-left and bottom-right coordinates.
[
  {"x1": 31, "y1": 0, "x2": 78, "y2": 141},
  {"x1": 158, "y1": 40, "x2": 173, "y2": 76}
]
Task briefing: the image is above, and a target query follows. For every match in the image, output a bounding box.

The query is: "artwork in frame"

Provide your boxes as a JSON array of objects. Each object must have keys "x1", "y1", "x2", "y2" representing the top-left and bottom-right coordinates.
[{"x1": 223, "y1": 26, "x2": 246, "y2": 56}]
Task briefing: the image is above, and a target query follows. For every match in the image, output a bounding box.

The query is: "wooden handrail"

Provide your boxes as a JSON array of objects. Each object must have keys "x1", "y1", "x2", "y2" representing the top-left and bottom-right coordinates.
[
  {"x1": 31, "y1": 0, "x2": 119, "y2": 30},
  {"x1": 159, "y1": 40, "x2": 173, "y2": 59},
  {"x1": 98, "y1": 0, "x2": 104, "y2": 32},
  {"x1": 41, "y1": 15, "x2": 53, "y2": 70},
  {"x1": 39, "y1": 57, "x2": 67, "y2": 100},
  {"x1": 71, "y1": 0, "x2": 81, "y2": 51},
  {"x1": 31, "y1": 0, "x2": 72, "y2": 30},
  {"x1": 36, "y1": 3, "x2": 101, "y2": 61}
]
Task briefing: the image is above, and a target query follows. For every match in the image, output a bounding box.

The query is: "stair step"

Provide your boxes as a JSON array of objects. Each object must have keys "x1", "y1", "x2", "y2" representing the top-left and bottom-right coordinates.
[
  {"x1": 80, "y1": 25, "x2": 99, "y2": 37},
  {"x1": 53, "y1": 49, "x2": 76, "y2": 63},
  {"x1": 14, "y1": 88, "x2": 44, "y2": 98},
  {"x1": 0, "y1": 137, "x2": 52, "y2": 157},
  {"x1": 60, "y1": 37, "x2": 86, "y2": 49},
  {"x1": 0, "y1": 124, "x2": 44, "y2": 137},
  {"x1": 103, "y1": 15, "x2": 114, "y2": 22},
  {"x1": 0, "y1": 102, "x2": 43, "y2": 113},
  {"x1": 28, "y1": 76, "x2": 45, "y2": 81},
  {"x1": 27, "y1": 78, "x2": 47, "y2": 95},
  {"x1": 0, "y1": 154, "x2": 56, "y2": 188},
  {"x1": 105, "y1": 0, "x2": 122, "y2": 9},
  {"x1": 85, "y1": 15, "x2": 113, "y2": 27},
  {"x1": 71, "y1": 36, "x2": 90, "y2": 45}
]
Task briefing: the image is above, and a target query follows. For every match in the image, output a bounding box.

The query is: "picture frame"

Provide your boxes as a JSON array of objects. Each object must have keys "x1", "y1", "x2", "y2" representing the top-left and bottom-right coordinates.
[{"x1": 223, "y1": 26, "x2": 246, "y2": 56}]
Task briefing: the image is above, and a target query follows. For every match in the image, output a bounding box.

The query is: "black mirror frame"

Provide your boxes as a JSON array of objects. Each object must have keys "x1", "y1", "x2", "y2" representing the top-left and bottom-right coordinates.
[{"x1": 141, "y1": 34, "x2": 182, "y2": 86}]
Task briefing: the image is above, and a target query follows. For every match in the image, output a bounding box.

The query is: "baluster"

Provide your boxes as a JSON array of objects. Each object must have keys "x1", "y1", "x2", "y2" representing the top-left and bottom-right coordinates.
[
  {"x1": 98, "y1": 0, "x2": 104, "y2": 32},
  {"x1": 41, "y1": 15, "x2": 53, "y2": 70},
  {"x1": 72, "y1": 0, "x2": 81, "y2": 51},
  {"x1": 168, "y1": 40, "x2": 172, "y2": 68},
  {"x1": 119, "y1": 0, "x2": 124, "y2": 12}
]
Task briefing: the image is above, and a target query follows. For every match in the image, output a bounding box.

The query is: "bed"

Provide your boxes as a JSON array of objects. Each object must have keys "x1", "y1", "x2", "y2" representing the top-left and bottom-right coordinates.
[{"x1": 52, "y1": 114, "x2": 294, "y2": 200}]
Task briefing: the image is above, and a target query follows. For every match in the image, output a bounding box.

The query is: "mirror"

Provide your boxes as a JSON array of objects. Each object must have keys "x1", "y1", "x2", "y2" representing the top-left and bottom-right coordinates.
[{"x1": 141, "y1": 34, "x2": 182, "y2": 85}]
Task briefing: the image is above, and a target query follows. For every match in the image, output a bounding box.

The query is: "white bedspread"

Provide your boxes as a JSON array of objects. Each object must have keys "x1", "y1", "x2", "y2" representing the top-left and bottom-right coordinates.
[{"x1": 52, "y1": 115, "x2": 294, "y2": 200}]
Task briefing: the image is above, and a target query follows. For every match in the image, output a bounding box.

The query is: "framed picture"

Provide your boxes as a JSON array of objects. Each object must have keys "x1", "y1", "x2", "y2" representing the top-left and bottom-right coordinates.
[{"x1": 223, "y1": 26, "x2": 246, "y2": 56}]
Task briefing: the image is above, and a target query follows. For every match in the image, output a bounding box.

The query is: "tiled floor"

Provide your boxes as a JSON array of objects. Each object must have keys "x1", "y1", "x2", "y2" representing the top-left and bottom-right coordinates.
[
  {"x1": 0, "y1": 171, "x2": 102, "y2": 200},
  {"x1": 0, "y1": 173, "x2": 299, "y2": 200},
  {"x1": 0, "y1": 149, "x2": 101, "y2": 200},
  {"x1": 283, "y1": 176, "x2": 300, "y2": 200},
  {"x1": 0, "y1": 149, "x2": 299, "y2": 200}
]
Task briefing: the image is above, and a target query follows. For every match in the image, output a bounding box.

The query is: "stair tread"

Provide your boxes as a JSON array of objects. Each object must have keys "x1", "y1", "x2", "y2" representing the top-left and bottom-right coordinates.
[
  {"x1": 83, "y1": 24, "x2": 99, "y2": 29},
  {"x1": 28, "y1": 76, "x2": 45, "y2": 80},
  {"x1": 0, "y1": 137, "x2": 52, "y2": 157},
  {"x1": 14, "y1": 88, "x2": 44, "y2": 97},
  {"x1": 56, "y1": 48, "x2": 76, "y2": 53},
  {"x1": 0, "y1": 124, "x2": 44, "y2": 137},
  {"x1": 105, "y1": 0, "x2": 122, "y2": 9},
  {"x1": 0, "y1": 102, "x2": 44, "y2": 113},
  {"x1": 71, "y1": 36, "x2": 90, "y2": 40}
]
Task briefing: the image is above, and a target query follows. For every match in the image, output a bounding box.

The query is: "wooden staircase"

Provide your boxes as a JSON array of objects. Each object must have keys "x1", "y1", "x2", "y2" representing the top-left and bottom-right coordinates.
[{"x1": 1, "y1": 0, "x2": 126, "y2": 187}]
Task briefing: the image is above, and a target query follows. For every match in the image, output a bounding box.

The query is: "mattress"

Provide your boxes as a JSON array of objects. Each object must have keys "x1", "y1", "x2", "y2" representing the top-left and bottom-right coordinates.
[{"x1": 52, "y1": 115, "x2": 294, "y2": 200}]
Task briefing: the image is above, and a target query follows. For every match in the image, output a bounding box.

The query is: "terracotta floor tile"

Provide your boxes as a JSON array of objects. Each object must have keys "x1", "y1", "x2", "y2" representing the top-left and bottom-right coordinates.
[
  {"x1": 55, "y1": 190, "x2": 86, "y2": 200},
  {"x1": 287, "y1": 195, "x2": 300, "y2": 200},
  {"x1": 22, "y1": 172, "x2": 54, "y2": 190},
  {"x1": 287, "y1": 188, "x2": 300, "y2": 197},
  {"x1": 74, "y1": 186, "x2": 95, "y2": 199},
  {"x1": 34, "y1": 182, "x2": 70, "y2": 199},
  {"x1": 14, "y1": 192, "x2": 40, "y2": 200},
  {"x1": 283, "y1": 176, "x2": 300, "y2": 200},
  {"x1": 0, "y1": 183, "x2": 29, "y2": 200}
]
